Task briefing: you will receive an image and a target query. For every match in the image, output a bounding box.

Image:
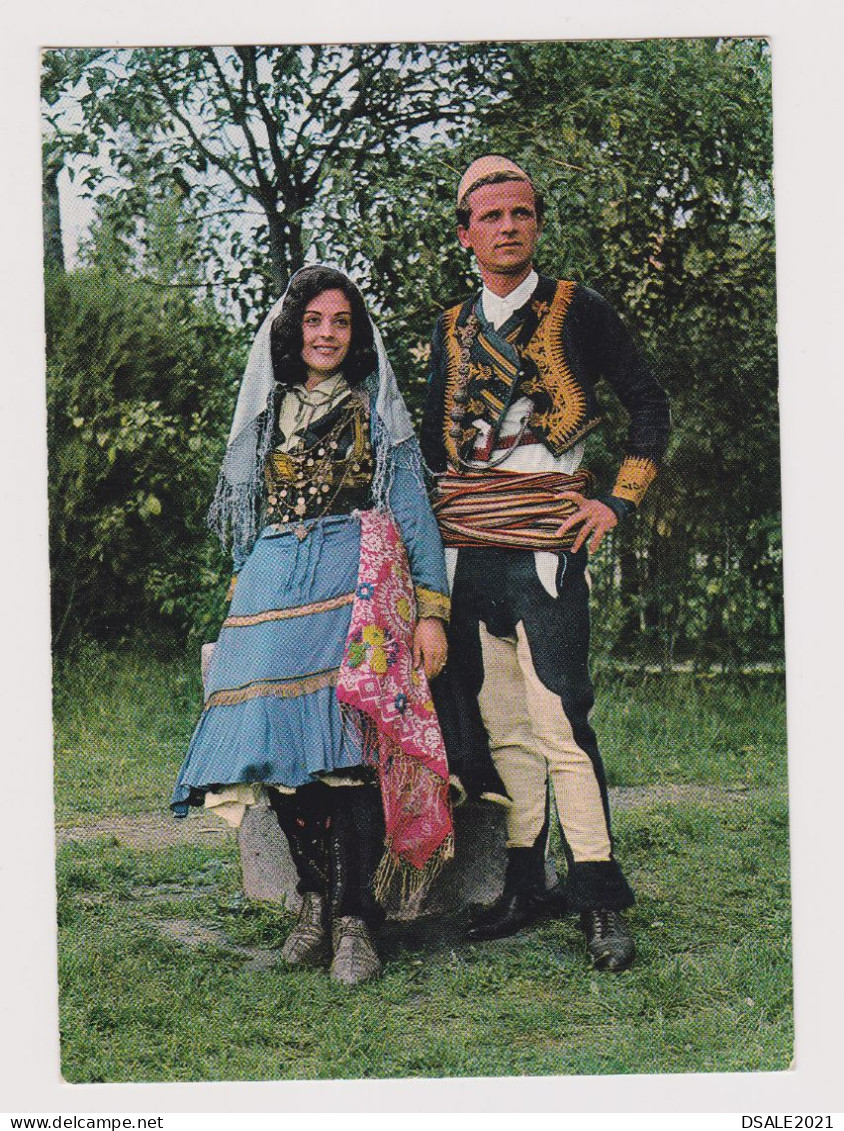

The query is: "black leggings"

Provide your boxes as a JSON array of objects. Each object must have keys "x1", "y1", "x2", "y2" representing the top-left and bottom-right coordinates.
[{"x1": 268, "y1": 777, "x2": 385, "y2": 924}]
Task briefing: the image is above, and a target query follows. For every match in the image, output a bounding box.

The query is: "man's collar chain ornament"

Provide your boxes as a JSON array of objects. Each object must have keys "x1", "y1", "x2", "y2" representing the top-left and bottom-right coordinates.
[
  {"x1": 442, "y1": 310, "x2": 482, "y2": 468},
  {"x1": 442, "y1": 280, "x2": 604, "y2": 467}
]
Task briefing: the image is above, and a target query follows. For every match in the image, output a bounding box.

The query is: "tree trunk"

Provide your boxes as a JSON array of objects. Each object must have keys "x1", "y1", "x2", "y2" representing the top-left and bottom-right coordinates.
[
  {"x1": 266, "y1": 210, "x2": 306, "y2": 293},
  {"x1": 266, "y1": 210, "x2": 290, "y2": 292},
  {"x1": 286, "y1": 214, "x2": 305, "y2": 278},
  {"x1": 43, "y1": 163, "x2": 65, "y2": 272}
]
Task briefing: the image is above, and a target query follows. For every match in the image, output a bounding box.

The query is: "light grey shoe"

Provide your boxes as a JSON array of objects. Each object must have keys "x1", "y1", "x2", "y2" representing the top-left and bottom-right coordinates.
[
  {"x1": 329, "y1": 915, "x2": 383, "y2": 985},
  {"x1": 280, "y1": 892, "x2": 330, "y2": 967}
]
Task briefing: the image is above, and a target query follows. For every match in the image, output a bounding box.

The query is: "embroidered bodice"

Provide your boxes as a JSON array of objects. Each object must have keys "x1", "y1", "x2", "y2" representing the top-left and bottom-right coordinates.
[{"x1": 264, "y1": 380, "x2": 374, "y2": 536}]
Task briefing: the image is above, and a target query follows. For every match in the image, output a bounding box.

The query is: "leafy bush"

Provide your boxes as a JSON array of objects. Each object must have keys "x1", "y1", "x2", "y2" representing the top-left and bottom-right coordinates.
[{"x1": 45, "y1": 266, "x2": 247, "y2": 648}]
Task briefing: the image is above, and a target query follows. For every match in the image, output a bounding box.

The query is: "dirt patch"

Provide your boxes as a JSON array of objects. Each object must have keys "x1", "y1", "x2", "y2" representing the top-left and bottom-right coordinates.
[
  {"x1": 154, "y1": 917, "x2": 281, "y2": 970},
  {"x1": 608, "y1": 782, "x2": 779, "y2": 810},
  {"x1": 156, "y1": 917, "x2": 231, "y2": 948},
  {"x1": 56, "y1": 812, "x2": 235, "y2": 850}
]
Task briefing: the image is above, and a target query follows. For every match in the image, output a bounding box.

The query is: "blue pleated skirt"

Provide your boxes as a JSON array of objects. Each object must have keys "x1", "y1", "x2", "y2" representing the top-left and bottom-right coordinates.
[{"x1": 171, "y1": 515, "x2": 365, "y2": 813}]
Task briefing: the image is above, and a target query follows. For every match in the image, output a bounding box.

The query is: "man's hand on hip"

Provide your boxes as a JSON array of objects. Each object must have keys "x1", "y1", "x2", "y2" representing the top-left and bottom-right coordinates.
[{"x1": 555, "y1": 492, "x2": 618, "y2": 554}]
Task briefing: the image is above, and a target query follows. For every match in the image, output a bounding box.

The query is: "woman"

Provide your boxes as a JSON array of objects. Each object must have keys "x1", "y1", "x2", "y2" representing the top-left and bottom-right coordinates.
[{"x1": 172, "y1": 266, "x2": 452, "y2": 985}]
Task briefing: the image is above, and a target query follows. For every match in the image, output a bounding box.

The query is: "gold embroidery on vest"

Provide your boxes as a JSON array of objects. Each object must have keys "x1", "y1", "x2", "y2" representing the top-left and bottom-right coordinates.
[
  {"x1": 263, "y1": 400, "x2": 373, "y2": 539},
  {"x1": 442, "y1": 304, "x2": 480, "y2": 467},
  {"x1": 520, "y1": 280, "x2": 597, "y2": 453},
  {"x1": 473, "y1": 362, "x2": 496, "y2": 384}
]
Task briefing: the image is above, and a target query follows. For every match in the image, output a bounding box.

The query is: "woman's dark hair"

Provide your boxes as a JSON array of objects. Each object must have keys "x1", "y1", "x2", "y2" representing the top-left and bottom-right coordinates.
[{"x1": 270, "y1": 266, "x2": 376, "y2": 388}]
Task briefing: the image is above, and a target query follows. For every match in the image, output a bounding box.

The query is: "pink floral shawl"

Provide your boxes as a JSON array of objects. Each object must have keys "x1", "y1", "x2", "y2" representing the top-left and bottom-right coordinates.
[{"x1": 337, "y1": 510, "x2": 453, "y2": 901}]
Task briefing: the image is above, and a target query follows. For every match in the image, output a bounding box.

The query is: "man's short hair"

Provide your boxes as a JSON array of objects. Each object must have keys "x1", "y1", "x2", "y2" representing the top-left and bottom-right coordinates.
[{"x1": 456, "y1": 171, "x2": 546, "y2": 228}]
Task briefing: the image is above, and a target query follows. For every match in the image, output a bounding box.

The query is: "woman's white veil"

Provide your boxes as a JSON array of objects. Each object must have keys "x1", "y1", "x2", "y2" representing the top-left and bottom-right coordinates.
[{"x1": 207, "y1": 266, "x2": 419, "y2": 561}]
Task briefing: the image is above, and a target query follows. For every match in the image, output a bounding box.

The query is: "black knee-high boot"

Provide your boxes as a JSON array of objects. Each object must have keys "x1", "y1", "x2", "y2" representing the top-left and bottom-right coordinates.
[
  {"x1": 467, "y1": 807, "x2": 550, "y2": 942},
  {"x1": 267, "y1": 784, "x2": 332, "y2": 967},
  {"x1": 324, "y1": 783, "x2": 385, "y2": 985},
  {"x1": 325, "y1": 783, "x2": 385, "y2": 925},
  {"x1": 268, "y1": 782, "x2": 331, "y2": 897}
]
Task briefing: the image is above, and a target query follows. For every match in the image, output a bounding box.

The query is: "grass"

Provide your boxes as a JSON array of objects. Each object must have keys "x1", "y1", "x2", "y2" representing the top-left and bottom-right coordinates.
[
  {"x1": 51, "y1": 644, "x2": 788, "y2": 821},
  {"x1": 56, "y1": 795, "x2": 792, "y2": 1082},
  {"x1": 52, "y1": 641, "x2": 204, "y2": 821},
  {"x1": 593, "y1": 669, "x2": 787, "y2": 789},
  {"x1": 50, "y1": 642, "x2": 793, "y2": 1081}
]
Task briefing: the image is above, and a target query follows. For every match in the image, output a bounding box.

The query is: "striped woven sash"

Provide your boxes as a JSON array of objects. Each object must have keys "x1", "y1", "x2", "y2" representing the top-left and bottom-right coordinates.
[{"x1": 432, "y1": 468, "x2": 595, "y2": 550}]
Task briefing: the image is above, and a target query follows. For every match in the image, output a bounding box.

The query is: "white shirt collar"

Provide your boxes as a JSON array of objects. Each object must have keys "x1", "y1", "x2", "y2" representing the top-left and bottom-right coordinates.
[
  {"x1": 293, "y1": 371, "x2": 349, "y2": 406},
  {"x1": 481, "y1": 270, "x2": 539, "y2": 330},
  {"x1": 276, "y1": 373, "x2": 350, "y2": 450}
]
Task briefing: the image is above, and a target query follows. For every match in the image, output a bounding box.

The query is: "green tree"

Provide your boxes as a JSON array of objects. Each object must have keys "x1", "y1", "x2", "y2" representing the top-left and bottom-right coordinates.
[
  {"x1": 42, "y1": 45, "x2": 509, "y2": 317},
  {"x1": 473, "y1": 38, "x2": 779, "y2": 664},
  {"x1": 41, "y1": 38, "x2": 783, "y2": 662}
]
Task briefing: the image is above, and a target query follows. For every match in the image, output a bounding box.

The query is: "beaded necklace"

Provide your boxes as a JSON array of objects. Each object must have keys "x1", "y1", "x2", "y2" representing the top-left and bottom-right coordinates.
[{"x1": 266, "y1": 397, "x2": 372, "y2": 540}]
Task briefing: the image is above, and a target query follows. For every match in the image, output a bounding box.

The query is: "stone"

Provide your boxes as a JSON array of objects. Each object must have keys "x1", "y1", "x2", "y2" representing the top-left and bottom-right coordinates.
[
  {"x1": 238, "y1": 803, "x2": 303, "y2": 911},
  {"x1": 237, "y1": 799, "x2": 558, "y2": 921},
  {"x1": 200, "y1": 642, "x2": 215, "y2": 689}
]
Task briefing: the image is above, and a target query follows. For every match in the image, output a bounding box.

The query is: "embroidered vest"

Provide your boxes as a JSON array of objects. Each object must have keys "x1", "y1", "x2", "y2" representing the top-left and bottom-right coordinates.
[{"x1": 440, "y1": 277, "x2": 602, "y2": 467}]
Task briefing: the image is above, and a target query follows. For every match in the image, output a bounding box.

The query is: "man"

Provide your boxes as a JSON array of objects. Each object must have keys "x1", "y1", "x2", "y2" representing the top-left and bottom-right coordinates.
[{"x1": 421, "y1": 156, "x2": 670, "y2": 971}]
